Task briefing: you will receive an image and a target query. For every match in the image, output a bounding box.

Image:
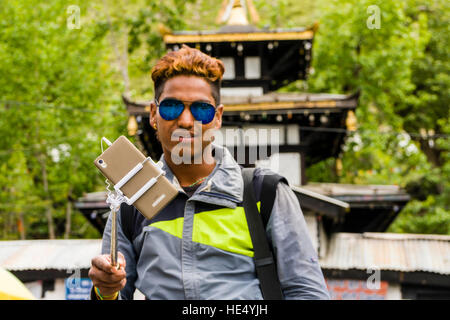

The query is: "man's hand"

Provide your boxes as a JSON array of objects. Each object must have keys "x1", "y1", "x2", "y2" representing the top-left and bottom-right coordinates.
[{"x1": 89, "y1": 252, "x2": 127, "y2": 297}]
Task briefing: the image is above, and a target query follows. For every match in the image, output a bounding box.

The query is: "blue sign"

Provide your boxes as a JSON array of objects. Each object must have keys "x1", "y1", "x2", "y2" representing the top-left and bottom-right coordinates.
[{"x1": 65, "y1": 277, "x2": 93, "y2": 300}]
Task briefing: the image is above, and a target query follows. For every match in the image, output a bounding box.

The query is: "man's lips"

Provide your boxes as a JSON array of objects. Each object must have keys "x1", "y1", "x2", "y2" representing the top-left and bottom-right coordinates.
[
  {"x1": 171, "y1": 128, "x2": 201, "y2": 143},
  {"x1": 178, "y1": 135, "x2": 198, "y2": 142}
]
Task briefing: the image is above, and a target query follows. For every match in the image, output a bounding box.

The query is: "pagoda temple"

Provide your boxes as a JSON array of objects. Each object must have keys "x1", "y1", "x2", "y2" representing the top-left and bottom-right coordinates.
[
  {"x1": 78, "y1": 0, "x2": 409, "y2": 244},
  {"x1": 123, "y1": 0, "x2": 359, "y2": 186}
]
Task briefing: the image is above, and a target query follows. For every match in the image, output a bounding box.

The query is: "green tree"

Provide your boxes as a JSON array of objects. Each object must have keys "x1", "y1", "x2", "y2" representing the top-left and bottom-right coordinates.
[
  {"x1": 0, "y1": 0, "x2": 125, "y2": 239},
  {"x1": 399, "y1": 0, "x2": 449, "y2": 168},
  {"x1": 126, "y1": 0, "x2": 196, "y2": 98},
  {"x1": 304, "y1": 0, "x2": 449, "y2": 234}
]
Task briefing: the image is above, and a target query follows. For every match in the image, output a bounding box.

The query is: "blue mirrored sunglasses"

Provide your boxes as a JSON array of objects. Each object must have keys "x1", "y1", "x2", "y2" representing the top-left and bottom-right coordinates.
[{"x1": 155, "y1": 98, "x2": 217, "y2": 125}]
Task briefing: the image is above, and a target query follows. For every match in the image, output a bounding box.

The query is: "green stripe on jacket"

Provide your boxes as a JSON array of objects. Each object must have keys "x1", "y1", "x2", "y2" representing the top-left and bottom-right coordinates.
[{"x1": 149, "y1": 202, "x2": 261, "y2": 257}]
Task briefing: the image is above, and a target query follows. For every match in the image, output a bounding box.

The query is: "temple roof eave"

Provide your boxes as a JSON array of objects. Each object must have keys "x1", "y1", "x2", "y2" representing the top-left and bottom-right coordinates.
[
  {"x1": 122, "y1": 92, "x2": 359, "y2": 116},
  {"x1": 163, "y1": 28, "x2": 315, "y2": 44}
]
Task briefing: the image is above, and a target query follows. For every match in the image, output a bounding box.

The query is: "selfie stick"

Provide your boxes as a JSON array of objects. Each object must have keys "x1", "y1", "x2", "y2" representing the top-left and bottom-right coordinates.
[
  {"x1": 101, "y1": 137, "x2": 121, "y2": 268},
  {"x1": 101, "y1": 137, "x2": 165, "y2": 269}
]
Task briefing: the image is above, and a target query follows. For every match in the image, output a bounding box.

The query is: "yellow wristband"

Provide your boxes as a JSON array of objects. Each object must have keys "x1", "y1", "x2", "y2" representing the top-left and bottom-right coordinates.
[{"x1": 95, "y1": 286, "x2": 119, "y2": 300}]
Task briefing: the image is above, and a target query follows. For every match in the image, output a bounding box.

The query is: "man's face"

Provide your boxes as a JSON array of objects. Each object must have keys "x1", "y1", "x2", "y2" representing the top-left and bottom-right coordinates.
[{"x1": 150, "y1": 75, "x2": 224, "y2": 164}]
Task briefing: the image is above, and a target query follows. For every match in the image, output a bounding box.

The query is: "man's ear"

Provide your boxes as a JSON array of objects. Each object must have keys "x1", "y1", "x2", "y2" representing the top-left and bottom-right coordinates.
[
  {"x1": 149, "y1": 101, "x2": 157, "y2": 128},
  {"x1": 215, "y1": 104, "x2": 224, "y2": 129}
]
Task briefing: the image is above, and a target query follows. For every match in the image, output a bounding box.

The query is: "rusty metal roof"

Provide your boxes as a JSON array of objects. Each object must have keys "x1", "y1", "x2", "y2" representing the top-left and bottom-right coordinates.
[
  {"x1": 320, "y1": 233, "x2": 450, "y2": 275},
  {"x1": 0, "y1": 239, "x2": 102, "y2": 271}
]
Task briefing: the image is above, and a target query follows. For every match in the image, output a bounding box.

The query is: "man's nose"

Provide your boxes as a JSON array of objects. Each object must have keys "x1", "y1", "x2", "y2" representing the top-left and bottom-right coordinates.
[{"x1": 177, "y1": 105, "x2": 195, "y2": 128}]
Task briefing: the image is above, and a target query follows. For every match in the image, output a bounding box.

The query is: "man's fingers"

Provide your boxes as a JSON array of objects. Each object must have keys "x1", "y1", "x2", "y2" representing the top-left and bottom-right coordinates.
[
  {"x1": 92, "y1": 254, "x2": 127, "y2": 274},
  {"x1": 93, "y1": 278, "x2": 125, "y2": 289},
  {"x1": 89, "y1": 253, "x2": 127, "y2": 298},
  {"x1": 92, "y1": 255, "x2": 115, "y2": 274},
  {"x1": 92, "y1": 268, "x2": 125, "y2": 283},
  {"x1": 90, "y1": 257, "x2": 126, "y2": 279},
  {"x1": 117, "y1": 252, "x2": 126, "y2": 269},
  {"x1": 93, "y1": 252, "x2": 126, "y2": 272},
  {"x1": 90, "y1": 255, "x2": 126, "y2": 285}
]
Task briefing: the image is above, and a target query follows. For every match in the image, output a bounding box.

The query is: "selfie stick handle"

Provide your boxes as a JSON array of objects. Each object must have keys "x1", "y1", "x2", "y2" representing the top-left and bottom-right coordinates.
[
  {"x1": 105, "y1": 182, "x2": 123, "y2": 269},
  {"x1": 110, "y1": 207, "x2": 118, "y2": 268}
]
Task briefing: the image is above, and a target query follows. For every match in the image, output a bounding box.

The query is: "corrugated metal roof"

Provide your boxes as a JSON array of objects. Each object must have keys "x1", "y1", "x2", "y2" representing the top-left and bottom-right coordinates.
[
  {"x1": 320, "y1": 233, "x2": 450, "y2": 275},
  {"x1": 304, "y1": 182, "x2": 407, "y2": 197},
  {"x1": 0, "y1": 239, "x2": 102, "y2": 271},
  {"x1": 2, "y1": 233, "x2": 449, "y2": 275}
]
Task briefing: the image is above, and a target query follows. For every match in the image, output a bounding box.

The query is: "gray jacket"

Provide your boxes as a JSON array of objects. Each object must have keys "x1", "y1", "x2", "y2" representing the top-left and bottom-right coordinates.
[{"x1": 101, "y1": 144, "x2": 330, "y2": 300}]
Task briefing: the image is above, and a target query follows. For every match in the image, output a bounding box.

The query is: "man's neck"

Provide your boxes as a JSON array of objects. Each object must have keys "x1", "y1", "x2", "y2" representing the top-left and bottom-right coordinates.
[{"x1": 164, "y1": 151, "x2": 216, "y2": 187}]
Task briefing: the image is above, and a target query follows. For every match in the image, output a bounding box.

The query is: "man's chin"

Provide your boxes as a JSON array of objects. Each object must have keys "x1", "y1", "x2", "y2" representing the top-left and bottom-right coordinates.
[
  {"x1": 168, "y1": 144, "x2": 201, "y2": 165},
  {"x1": 168, "y1": 141, "x2": 214, "y2": 165}
]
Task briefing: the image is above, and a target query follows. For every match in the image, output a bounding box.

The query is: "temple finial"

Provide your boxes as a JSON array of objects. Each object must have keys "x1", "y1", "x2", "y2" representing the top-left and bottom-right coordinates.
[{"x1": 217, "y1": 0, "x2": 260, "y2": 26}]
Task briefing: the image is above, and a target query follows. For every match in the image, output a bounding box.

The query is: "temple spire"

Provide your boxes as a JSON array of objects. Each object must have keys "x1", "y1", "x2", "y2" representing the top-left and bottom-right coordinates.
[
  {"x1": 216, "y1": 0, "x2": 260, "y2": 26},
  {"x1": 228, "y1": 0, "x2": 249, "y2": 26}
]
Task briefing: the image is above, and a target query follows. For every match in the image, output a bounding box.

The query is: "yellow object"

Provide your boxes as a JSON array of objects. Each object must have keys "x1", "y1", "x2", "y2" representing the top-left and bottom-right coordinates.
[
  {"x1": 157, "y1": 23, "x2": 172, "y2": 37},
  {"x1": 216, "y1": 0, "x2": 260, "y2": 25},
  {"x1": 127, "y1": 115, "x2": 138, "y2": 136},
  {"x1": 227, "y1": 0, "x2": 249, "y2": 26},
  {"x1": 223, "y1": 99, "x2": 336, "y2": 112},
  {"x1": 164, "y1": 30, "x2": 314, "y2": 44},
  {"x1": 148, "y1": 202, "x2": 262, "y2": 258},
  {"x1": 346, "y1": 110, "x2": 357, "y2": 131},
  {"x1": 0, "y1": 267, "x2": 35, "y2": 300},
  {"x1": 150, "y1": 217, "x2": 185, "y2": 240},
  {"x1": 336, "y1": 158, "x2": 343, "y2": 176},
  {"x1": 95, "y1": 286, "x2": 119, "y2": 300},
  {"x1": 192, "y1": 205, "x2": 255, "y2": 257}
]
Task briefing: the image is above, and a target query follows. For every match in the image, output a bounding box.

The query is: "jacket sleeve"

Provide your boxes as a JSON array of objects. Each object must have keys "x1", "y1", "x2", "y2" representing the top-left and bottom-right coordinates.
[
  {"x1": 266, "y1": 182, "x2": 331, "y2": 300},
  {"x1": 101, "y1": 209, "x2": 138, "y2": 300}
]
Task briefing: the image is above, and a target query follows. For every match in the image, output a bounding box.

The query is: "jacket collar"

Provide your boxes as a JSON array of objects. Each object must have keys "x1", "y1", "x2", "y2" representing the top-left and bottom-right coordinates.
[{"x1": 158, "y1": 144, "x2": 243, "y2": 208}]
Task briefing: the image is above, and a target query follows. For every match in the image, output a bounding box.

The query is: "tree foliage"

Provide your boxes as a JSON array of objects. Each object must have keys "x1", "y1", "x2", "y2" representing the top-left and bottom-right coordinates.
[
  {"x1": 304, "y1": 0, "x2": 449, "y2": 234},
  {"x1": 0, "y1": 0, "x2": 125, "y2": 239}
]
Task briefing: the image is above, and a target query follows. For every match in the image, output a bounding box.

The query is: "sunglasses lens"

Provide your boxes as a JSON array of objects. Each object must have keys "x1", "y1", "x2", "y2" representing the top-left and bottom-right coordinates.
[
  {"x1": 190, "y1": 102, "x2": 216, "y2": 124},
  {"x1": 158, "y1": 99, "x2": 184, "y2": 120}
]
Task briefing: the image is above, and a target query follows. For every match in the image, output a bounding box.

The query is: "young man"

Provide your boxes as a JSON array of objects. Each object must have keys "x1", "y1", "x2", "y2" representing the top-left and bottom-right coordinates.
[{"x1": 88, "y1": 45, "x2": 330, "y2": 300}]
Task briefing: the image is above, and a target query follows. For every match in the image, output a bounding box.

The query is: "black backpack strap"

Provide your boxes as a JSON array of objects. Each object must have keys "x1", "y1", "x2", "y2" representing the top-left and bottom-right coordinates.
[
  {"x1": 260, "y1": 173, "x2": 289, "y2": 228},
  {"x1": 242, "y1": 168, "x2": 284, "y2": 300},
  {"x1": 120, "y1": 202, "x2": 135, "y2": 243}
]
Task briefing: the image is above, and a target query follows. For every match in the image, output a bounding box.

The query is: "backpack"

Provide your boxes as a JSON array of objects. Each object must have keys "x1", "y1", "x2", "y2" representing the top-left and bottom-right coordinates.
[{"x1": 120, "y1": 167, "x2": 285, "y2": 300}]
